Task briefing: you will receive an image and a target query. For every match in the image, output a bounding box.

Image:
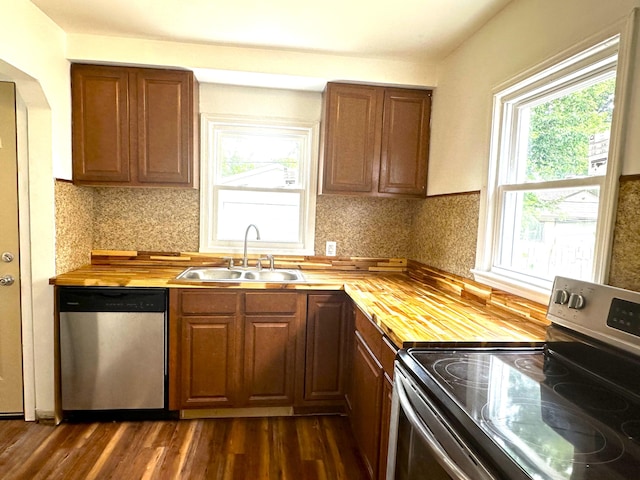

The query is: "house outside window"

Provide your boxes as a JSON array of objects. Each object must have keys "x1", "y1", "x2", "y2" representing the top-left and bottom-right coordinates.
[
  {"x1": 200, "y1": 115, "x2": 318, "y2": 254},
  {"x1": 473, "y1": 34, "x2": 630, "y2": 303}
]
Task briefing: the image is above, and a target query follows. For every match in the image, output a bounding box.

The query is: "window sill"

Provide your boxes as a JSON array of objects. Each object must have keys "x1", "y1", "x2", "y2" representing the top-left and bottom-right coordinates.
[
  {"x1": 201, "y1": 246, "x2": 315, "y2": 256},
  {"x1": 471, "y1": 269, "x2": 551, "y2": 306}
]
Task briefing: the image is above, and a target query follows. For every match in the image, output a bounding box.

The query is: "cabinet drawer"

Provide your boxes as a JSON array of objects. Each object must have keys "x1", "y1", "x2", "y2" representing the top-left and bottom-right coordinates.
[
  {"x1": 245, "y1": 292, "x2": 298, "y2": 314},
  {"x1": 180, "y1": 291, "x2": 238, "y2": 315},
  {"x1": 354, "y1": 307, "x2": 383, "y2": 359}
]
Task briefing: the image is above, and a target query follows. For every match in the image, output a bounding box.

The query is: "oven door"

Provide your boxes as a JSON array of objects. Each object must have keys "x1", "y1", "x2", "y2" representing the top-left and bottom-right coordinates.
[{"x1": 387, "y1": 363, "x2": 496, "y2": 480}]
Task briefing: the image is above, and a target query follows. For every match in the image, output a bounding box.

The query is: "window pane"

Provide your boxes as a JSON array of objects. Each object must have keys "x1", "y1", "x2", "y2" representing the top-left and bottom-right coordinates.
[
  {"x1": 216, "y1": 189, "x2": 301, "y2": 243},
  {"x1": 217, "y1": 131, "x2": 302, "y2": 188},
  {"x1": 518, "y1": 77, "x2": 615, "y2": 182},
  {"x1": 497, "y1": 187, "x2": 599, "y2": 281}
]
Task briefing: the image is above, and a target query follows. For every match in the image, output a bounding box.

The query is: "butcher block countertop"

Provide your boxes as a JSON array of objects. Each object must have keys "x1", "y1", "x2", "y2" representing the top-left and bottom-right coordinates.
[{"x1": 50, "y1": 251, "x2": 549, "y2": 347}]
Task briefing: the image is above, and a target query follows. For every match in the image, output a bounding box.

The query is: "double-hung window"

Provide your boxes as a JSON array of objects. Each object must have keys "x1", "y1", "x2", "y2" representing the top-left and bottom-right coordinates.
[
  {"x1": 200, "y1": 115, "x2": 318, "y2": 254},
  {"x1": 474, "y1": 34, "x2": 629, "y2": 303}
]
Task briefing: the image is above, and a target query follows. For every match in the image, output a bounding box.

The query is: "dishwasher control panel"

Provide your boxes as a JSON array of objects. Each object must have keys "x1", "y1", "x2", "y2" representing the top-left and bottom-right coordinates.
[{"x1": 58, "y1": 287, "x2": 167, "y2": 312}]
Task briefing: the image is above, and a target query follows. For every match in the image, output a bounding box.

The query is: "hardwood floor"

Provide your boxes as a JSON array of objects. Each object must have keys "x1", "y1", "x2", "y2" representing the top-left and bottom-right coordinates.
[{"x1": 0, "y1": 415, "x2": 369, "y2": 479}]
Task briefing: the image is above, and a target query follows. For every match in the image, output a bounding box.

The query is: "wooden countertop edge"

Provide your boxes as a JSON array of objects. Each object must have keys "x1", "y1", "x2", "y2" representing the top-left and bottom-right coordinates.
[{"x1": 50, "y1": 267, "x2": 548, "y2": 346}]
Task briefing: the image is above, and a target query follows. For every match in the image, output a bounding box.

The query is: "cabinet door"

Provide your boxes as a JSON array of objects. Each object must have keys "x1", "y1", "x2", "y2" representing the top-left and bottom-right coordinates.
[
  {"x1": 243, "y1": 314, "x2": 297, "y2": 406},
  {"x1": 71, "y1": 64, "x2": 131, "y2": 183},
  {"x1": 304, "y1": 293, "x2": 349, "y2": 403},
  {"x1": 136, "y1": 69, "x2": 196, "y2": 186},
  {"x1": 321, "y1": 83, "x2": 383, "y2": 194},
  {"x1": 349, "y1": 331, "x2": 383, "y2": 479},
  {"x1": 179, "y1": 315, "x2": 238, "y2": 408},
  {"x1": 379, "y1": 89, "x2": 431, "y2": 197},
  {"x1": 169, "y1": 289, "x2": 241, "y2": 409},
  {"x1": 243, "y1": 292, "x2": 301, "y2": 406}
]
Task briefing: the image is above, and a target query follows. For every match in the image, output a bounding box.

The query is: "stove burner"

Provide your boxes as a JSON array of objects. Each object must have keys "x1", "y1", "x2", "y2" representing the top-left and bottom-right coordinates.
[
  {"x1": 543, "y1": 361, "x2": 570, "y2": 378},
  {"x1": 513, "y1": 357, "x2": 569, "y2": 380},
  {"x1": 482, "y1": 400, "x2": 625, "y2": 465},
  {"x1": 622, "y1": 420, "x2": 640, "y2": 443},
  {"x1": 434, "y1": 357, "x2": 490, "y2": 389},
  {"x1": 553, "y1": 383, "x2": 629, "y2": 412}
]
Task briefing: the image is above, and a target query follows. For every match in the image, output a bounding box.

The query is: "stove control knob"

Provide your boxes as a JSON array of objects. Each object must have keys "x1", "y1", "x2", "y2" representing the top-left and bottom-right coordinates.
[
  {"x1": 568, "y1": 293, "x2": 586, "y2": 310},
  {"x1": 553, "y1": 289, "x2": 570, "y2": 305}
]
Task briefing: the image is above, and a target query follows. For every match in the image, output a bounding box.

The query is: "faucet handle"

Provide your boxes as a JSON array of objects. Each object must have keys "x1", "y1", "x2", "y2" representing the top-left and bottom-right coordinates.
[
  {"x1": 260, "y1": 254, "x2": 275, "y2": 270},
  {"x1": 223, "y1": 257, "x2": 235, "y2": 269}
]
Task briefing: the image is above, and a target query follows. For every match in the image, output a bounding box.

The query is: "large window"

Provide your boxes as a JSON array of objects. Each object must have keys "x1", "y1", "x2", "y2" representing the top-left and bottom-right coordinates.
[
  {"x1": 200, "y1": 115, "x2": 318, "y2": 254},
  {"x1": 474, "y1": 35, "x2": 629, "y2": 302}
]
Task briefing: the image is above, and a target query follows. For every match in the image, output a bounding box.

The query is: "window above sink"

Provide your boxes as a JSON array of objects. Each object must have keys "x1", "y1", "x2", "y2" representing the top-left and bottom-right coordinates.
[{"x1": 199, "y1": 115, "x2": 319, "y2": 255}]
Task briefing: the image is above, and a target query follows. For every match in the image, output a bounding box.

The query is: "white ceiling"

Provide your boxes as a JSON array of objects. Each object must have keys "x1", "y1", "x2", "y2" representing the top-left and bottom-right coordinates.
[{"x1": 32, "y1": 0, "x2": 512, "y2": 63}]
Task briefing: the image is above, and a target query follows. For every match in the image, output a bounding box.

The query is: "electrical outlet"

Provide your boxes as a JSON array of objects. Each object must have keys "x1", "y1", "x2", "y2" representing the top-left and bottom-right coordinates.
[{"x1": 325, "y1": 241, "x2": 337, "y2": 256}]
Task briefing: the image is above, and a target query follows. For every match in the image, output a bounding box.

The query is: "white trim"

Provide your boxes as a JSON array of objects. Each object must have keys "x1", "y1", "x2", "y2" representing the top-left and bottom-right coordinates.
[
  {"x1": 199, "y1": 114, "x2": 318, "y2": 255},
  {"x1": 471, "y1": 269, "x2": 551, "y2": 306},
  {"x1": 594, "y1": 8, "x2": 638, "y2": 283},
  {"x1": 475, "y1": 12, "x2": 637, "y2": 302},
  {"x1": 16, "y1": 91, "x2": 35, "y2": 421}
]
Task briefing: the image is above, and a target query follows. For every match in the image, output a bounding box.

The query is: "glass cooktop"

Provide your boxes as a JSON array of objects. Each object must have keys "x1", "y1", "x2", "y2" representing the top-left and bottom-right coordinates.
[{"x1": 402, "y1": 343, "x2": 640, "y2": 480}]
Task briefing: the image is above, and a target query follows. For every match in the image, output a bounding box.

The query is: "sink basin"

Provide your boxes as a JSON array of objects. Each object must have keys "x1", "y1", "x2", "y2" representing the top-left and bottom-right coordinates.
[
  {"x1": 177, "y1": 268, "x2": 243, "y2": 281},
  {"x1": 174, "y1": 267, "x2": 306, "y2": 283},
  {"x1": 243, "y1": 270, "x2": 303, "y2": 282}
]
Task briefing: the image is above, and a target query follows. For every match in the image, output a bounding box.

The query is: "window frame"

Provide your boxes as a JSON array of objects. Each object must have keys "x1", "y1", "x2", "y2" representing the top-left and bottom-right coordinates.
[
  {"x1": 199, "y1": 114, "x2": 319, "y2": 255},
  {"x1": 473, "y1": 18, "x2": 636, "y2": 304}
]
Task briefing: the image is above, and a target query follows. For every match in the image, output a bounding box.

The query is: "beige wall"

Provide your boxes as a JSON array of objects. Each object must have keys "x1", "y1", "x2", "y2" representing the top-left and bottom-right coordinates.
[{"x1": 428, "y1": 0, "x2": 640, "y2": 195}]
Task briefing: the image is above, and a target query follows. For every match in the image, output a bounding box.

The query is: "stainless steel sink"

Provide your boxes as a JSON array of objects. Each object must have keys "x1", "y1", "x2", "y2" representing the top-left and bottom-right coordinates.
[
  {"x1": 177, "y1": 268, "x2": 243, "y2": 281},
  {"x1": 174, "y1": 267, "x2": 306, "y2": 283},
  {"x1": 242, "y1": 270, "x2": 303, "y2": 282}
]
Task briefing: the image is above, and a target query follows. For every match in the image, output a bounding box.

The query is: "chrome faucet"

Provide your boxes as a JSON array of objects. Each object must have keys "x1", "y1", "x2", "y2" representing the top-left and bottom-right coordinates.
[{"x1": 242, "y1": 224, "x2": 260, "y2": 268}]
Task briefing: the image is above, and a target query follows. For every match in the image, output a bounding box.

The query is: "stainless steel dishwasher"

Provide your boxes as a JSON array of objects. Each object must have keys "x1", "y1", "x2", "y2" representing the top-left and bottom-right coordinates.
[{"x1": 58, "y1": 287, "x2": 168, "y2": 420}]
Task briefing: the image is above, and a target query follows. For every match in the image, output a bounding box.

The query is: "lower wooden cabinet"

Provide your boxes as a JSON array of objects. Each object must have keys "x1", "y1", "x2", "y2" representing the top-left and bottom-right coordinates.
[
  {"x1": 347, "y1": 306, "x2": 398, "y2": 480},
  {"x1": 170, "y1": 290, "x2": 240, "y2": 409},
  {"x1": 297, "y1": 293, "x2": 350, "y2": 409},
  {"x1": 169, "y1": 289, "x2": 303, "y2": 410},
  {"x1": 169, "y1": 287, "x2": 396, "y2": 480},
  {"x1": 348, "y1": 331, "x2": 384, "y2": 479},
  {"x1": 243, "y1": 292, "x2": 301, "y2": 406},
  {"x1": 179, "y1": 315, "x2": 239, "y2": 408}
]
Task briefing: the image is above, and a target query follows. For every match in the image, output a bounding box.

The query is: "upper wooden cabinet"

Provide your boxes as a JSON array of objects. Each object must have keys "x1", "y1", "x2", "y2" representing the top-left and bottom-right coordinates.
[
  {"x1": 320, "y1": 82, "x2": 432, "y2": 198},
  {"x1": 71, "y1": 63, "x2": 198, "y2": 187}
]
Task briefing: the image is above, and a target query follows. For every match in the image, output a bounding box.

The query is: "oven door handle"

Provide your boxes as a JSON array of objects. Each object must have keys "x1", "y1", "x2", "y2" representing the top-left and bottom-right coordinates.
[{"x1": 395, "y1": 373, "x2": 476, "y2": 480}]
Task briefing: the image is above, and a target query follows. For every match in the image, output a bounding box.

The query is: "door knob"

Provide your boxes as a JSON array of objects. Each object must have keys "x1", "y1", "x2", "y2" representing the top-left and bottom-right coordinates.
[
  {"x1": 1, "y1": 252, "x2": 14, "y2": 263},
  {"x1": 0, "y1": 275, "x2": 15, "y2": 286}
]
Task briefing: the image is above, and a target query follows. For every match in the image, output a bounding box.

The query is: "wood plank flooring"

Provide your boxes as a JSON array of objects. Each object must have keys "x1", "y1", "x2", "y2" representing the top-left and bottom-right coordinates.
[{"x1": 0, "y1": 415, "x2": 368, "y2": 479}]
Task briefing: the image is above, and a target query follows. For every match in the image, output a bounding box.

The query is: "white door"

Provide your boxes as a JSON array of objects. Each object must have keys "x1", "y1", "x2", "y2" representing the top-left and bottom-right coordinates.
[{"x1": 0, "y1": 82, "x2": 23, "y2": 414}]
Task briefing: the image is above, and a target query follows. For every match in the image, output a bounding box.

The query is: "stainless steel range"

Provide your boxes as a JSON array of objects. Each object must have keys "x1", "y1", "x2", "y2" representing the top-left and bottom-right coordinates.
[{"x1": 387, "y1": 276, "x2": 640, "y2": 480}]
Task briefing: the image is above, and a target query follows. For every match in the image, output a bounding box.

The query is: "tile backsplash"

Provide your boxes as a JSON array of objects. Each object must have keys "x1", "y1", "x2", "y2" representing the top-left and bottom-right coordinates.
[
  {"x1": 54, "y1": 177, "x2": 640, "y2": 292},
  {"x1": 54, "y1": 181, "x2": 93, "y2": 274},
  {"x1": 92, "y1": 187, "x2": 200, "y2": 252}
]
